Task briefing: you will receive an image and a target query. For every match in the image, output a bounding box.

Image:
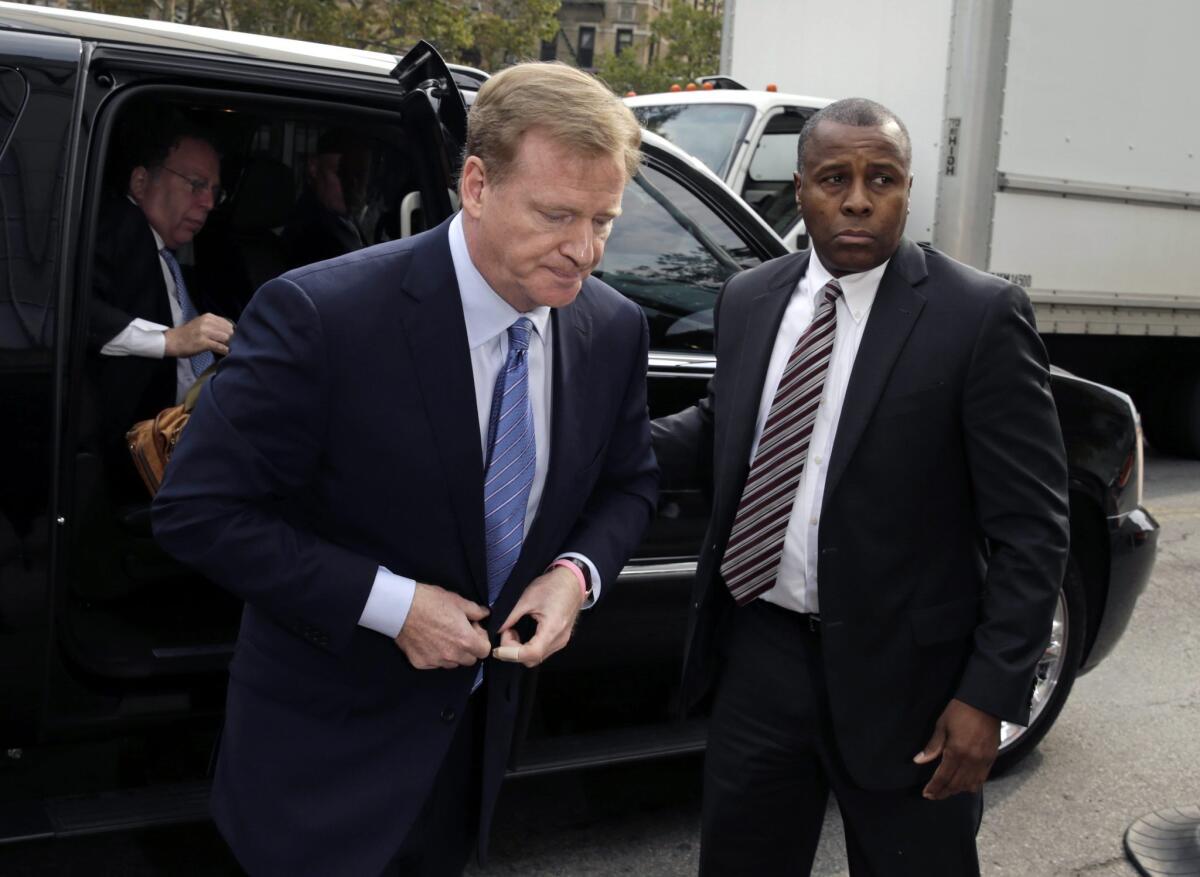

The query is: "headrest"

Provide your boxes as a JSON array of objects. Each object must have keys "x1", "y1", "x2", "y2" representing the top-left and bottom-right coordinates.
[{"x1": 230, "y1": 157, "x2": 295, "y2": 232}]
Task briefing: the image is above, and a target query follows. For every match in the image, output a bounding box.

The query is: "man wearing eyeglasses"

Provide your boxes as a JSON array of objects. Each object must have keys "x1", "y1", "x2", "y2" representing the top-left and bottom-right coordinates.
[{"x1": 89, "y1": 115, "x2": 234, "y2": 490}]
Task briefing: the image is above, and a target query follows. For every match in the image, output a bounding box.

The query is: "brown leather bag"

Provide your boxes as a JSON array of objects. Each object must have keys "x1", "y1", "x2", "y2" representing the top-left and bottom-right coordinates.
[{"x1": 126, "y1": 365, "x2": 215, "y2": 496}]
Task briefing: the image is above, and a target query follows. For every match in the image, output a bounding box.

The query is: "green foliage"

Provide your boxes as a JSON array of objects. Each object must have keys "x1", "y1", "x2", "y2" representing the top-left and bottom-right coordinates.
[
  {"x1": 337, "y1": 0, "x2": 475, "y2": 58},
  {"x1": 227, "y1": 0, "x2": 345, "y2": 43},
  {"x1": 595, "y1": 50, "x2": 672, "y2": 96},
  {"x1": 651, "y1": 1, "x2": 722, "y2": 79},
  {"x1": 88, "y1": 0, "x2": 156, "y2": 18},
  {"x1": 60, "y1": 0, "x2": 561, "y2": 69},
  {"x1": 473, "y1": 0, "x2": 561, "y2": 69},
  {"x1": 596, "y1": 2, "x2": 722, "y2": 96}
]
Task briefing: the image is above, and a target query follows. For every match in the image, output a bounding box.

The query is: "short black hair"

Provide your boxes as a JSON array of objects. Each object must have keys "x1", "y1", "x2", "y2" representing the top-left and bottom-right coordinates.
[
  {"x1": 796, "y1": 97, "x2": 912, "y2": 171},
  {"x1": 128, "y1": 108, "x2": 220, "y2": 171}
]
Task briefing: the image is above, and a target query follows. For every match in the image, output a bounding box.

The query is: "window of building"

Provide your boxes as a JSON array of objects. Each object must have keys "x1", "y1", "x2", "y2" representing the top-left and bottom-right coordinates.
[
  {"x1": 618, "y1": 3, "x2": 637, "y2": 22},
  {"x1": 577, "y1": 26, "x2": 596, "y2": 69},
  {"x1": 616, "y1": 28, "x2": 634, "y2": 56},
  {"x1": 540, "y1": 38, "x2": 557, "y2": 61}
]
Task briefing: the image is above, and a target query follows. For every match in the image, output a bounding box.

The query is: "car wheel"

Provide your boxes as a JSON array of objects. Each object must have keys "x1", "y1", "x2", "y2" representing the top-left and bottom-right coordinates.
[{"x1": 993, "y1": 555, "x2": 1086, "y2": 773}]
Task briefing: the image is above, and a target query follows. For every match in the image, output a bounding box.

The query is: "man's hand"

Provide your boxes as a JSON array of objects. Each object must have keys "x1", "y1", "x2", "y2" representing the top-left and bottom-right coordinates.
[
  {"x1": 492, "y1": 565, "x2": 586, "y2": 667},
  {"x1": 914, "y1": 698, "x2": 1001, "y2": 800},
  {"x1": 393, "y1": 583, "x2": 491, "y2": 670},
  {"x1": 165, "y1": 313, "x2": 234, "y2": 358}
]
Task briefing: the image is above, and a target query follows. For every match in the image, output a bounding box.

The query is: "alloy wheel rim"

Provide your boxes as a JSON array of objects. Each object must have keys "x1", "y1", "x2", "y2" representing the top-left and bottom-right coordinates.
[{"x1": 999, "y1": 587, "x2": 1068, "y2": 752}]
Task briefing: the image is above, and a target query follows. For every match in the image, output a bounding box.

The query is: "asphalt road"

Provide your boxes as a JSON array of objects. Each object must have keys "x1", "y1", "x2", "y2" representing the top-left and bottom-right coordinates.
[{"x1": 1, "y1": 452, "x2": 1196, "y2": 876}]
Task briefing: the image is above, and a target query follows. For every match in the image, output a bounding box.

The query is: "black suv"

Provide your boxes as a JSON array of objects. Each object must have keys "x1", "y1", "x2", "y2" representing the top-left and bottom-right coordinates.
[{"x1": 0, "y1": 2, "x2": 1157, "y2": 842}]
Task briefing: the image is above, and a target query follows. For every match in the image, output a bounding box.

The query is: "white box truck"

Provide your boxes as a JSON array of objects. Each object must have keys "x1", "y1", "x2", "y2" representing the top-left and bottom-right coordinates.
[{"x1": 711, "y1": 0, "x2": 1200, "y2": 454}]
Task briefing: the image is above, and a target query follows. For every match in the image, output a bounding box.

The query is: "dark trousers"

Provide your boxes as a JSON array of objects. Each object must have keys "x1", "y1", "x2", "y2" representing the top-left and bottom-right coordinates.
[
  {"x1": 385, "y1": 689, "x2": 485, "y2": 877},
  {"x1": 700, "y1": 600, "x2": 982, "y2": 877}
]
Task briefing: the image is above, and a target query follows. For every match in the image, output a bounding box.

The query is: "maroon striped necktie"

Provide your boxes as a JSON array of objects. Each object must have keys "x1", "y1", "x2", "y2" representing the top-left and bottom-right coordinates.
[{"x1": 720, "y1": 279, "x2": 843, "y2": 605}]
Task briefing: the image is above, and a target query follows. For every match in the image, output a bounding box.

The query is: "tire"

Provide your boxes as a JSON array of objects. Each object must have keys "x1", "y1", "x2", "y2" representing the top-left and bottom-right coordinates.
[{"x1": 993, "y1": 555, "x2": 1086, "y2": 774}]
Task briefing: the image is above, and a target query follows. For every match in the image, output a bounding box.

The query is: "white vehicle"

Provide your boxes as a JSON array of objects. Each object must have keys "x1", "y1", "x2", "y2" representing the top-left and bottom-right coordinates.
[
  {"x1": 624, "y1": 88, "x2": 829, "y2": 252},
  {"x1": 643, "y1": 0, "x2": 1200, "y2": 455}
]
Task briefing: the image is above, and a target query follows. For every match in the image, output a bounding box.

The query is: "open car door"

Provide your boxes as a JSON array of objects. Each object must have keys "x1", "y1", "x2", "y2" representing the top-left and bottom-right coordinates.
[{"x1": 390, "y1": 40, "x2": 468, "y2": 180}]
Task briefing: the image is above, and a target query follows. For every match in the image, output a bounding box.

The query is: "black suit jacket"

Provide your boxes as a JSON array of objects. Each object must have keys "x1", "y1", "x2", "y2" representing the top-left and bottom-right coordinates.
[
  {"x1": 152, "y1": 218, "x2": 658, "y2": 876},
  {"x1": 88, "y1": 197, "x2": 177, "y2": 444},
  {"x1": 654, "y1": 239, "x2": 1070, "y2": 790}
]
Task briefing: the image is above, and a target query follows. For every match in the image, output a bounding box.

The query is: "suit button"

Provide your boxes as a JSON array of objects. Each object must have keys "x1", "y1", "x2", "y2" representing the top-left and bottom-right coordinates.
[{"x1": 441, "y1": 707, "x2": 456, "y2": 723}]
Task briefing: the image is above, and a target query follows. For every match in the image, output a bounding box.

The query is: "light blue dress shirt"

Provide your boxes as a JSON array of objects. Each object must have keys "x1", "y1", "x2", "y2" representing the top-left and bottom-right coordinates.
[{"x1": 357, "y1": 213, "x2": 601, "y2": 639}]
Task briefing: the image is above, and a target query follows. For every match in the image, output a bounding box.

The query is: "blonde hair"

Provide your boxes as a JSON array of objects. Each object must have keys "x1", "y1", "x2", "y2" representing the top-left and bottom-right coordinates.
[{"x1": 465, "y1": 62, "x2": 642, "y2": 184}]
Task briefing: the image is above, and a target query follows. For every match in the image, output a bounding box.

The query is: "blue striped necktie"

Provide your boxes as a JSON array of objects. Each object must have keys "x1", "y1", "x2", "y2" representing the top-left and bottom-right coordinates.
[
  {"x1": 160, "y1": 247, "x2": 214, "y2": 376},
  {"x1": 483, "y1": 317, "x2": 536, "y2": 606}
]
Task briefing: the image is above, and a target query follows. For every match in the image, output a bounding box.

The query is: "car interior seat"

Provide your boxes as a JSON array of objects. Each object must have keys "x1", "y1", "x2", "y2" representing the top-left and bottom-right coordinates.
[{"x1": 194, "y1": 155, "x2": 294, "y2": 318}]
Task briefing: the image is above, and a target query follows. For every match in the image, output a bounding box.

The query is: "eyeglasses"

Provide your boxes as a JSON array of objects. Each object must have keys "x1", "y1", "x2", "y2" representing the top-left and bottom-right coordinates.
[{"x1": 157, "y1": 164, "x2": 227, "y2": 206}]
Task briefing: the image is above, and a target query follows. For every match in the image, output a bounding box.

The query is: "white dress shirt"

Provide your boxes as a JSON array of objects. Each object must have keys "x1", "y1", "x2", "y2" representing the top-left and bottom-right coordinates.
[
  {"x1": 358, "y1": 213, "x2": 600, "y2": 638},
  {"x1": 97, "y1": 211, "x2": 199, "y2": 404},
  {"x1": 755, "y1": 253, "x2": 890, "y2": 614}
]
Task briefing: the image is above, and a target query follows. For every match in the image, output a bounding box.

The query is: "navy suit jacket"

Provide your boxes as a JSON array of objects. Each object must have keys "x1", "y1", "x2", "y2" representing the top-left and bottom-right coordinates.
[
  {"x1": 654, "y1": 239, "x2": 1070, "y2": 790},
  {"x1": 153, "y1": 218, "x2": 658, "y2": 875}
]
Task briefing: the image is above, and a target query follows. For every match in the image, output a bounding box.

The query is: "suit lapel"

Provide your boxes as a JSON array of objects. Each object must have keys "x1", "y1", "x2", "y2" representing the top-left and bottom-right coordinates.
[
  {"x1": 396, "y1": 221, "x2": 488, "y2": 601},
  {"x1": 720, "y1": 253, "x2": 810, "y2": 507},
  {"x1": 822, "y1": 239, "x2": 928, "y2": 503}
]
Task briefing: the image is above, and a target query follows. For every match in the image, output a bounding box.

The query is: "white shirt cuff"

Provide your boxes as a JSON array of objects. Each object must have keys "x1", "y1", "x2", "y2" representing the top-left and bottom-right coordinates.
[
  {"x1": 358, "y1": 567, "x2": 417, "y2": 638},
  {"x1": 557, "y1": 552, "x2": 601, "y2": 608},
  {"x1": 100, "y1": 318, "x2": 169, "y2": 358}
]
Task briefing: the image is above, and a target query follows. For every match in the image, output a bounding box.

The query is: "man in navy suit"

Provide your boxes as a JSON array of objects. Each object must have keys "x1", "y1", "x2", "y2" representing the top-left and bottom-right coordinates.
[
  {"x1": 153, "y1": 63, "x2": 657, "y2": 876},
  {"x1": 654, "y1": 99, "x2": 1069, "y2": 874}
]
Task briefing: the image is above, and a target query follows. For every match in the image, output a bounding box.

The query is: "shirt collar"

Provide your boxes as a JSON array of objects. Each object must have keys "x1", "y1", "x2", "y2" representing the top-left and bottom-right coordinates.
[
  {"x1": 449, "y1": 212, "x2": 551, "y2": 350},
  {"x1": 805, "y1": 250, "x2": 890, "y2": 325}
]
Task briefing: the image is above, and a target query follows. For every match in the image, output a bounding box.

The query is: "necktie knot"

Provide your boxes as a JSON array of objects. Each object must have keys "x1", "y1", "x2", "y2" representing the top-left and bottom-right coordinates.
[
  {"x1": 823, "y1": 279, "x2": 843, "y2": 304},
  {"x1": 508, "y1": 317, "x2": 533, "y2": 354}
]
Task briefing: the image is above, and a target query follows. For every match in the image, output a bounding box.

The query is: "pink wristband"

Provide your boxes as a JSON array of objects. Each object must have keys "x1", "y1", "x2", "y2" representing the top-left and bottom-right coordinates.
[{"x1": 550, "y1": 558, "x2": 588, "y2": 597}]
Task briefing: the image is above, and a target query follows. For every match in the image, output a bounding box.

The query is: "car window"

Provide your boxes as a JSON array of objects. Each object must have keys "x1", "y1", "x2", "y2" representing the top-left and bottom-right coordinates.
[
  {"x1": 597, "y1": 164, "x2": 762, "y2": 352},
  {"x1": 0, "y1": 68, "x2": 27, "y2": 160},
  {"x1": 742, "y1": 109, "x2": 809, "y2": 237},
  {"x1": 630, "y1": 103, "x2": 754, "y2": 178}
]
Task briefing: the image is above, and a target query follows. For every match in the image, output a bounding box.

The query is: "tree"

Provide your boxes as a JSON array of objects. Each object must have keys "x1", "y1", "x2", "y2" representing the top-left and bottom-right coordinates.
[
  {"x1": 595, "y1": 2, "x2": 722, "y2": 96},
  {"x1": 471, "y1": 0, "x2": 561, "y2": 71},
  {"x1": 652, "y1": 1, "x2": 722, "y2": 81},
  {"x1": 336, "y1": 0, "x2": 475, "y2": 59},
  {"x1": 72, "y1": 0, "x2": 561, "y2": 68},
  {"x1": 595, "y1": 48, "x2": 671, "y2": 96}
]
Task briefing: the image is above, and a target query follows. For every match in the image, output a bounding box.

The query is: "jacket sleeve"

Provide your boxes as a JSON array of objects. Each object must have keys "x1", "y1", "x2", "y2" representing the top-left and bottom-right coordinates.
[
  {"x1": 559, "y1": 307, "x2": 660, "y2": 595},
  {"x1": 954, "y1": 283, "x2": 1071, "y2": 724},
  {"x1": 152, "y1": 276, "x2": 378, "y2": 654},
  {"x1": 650, "y1": 278, "x2": 732, "y2": 492},
  {"x1": 88, "y1": 227, "x2": 139, "y2": 350}
]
